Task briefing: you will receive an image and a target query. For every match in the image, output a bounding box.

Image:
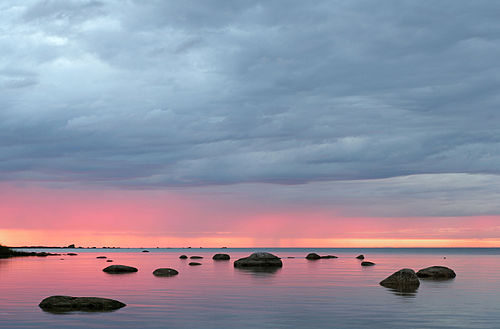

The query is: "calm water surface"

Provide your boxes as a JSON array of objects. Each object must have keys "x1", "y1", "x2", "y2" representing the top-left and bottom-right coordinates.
[{"x1": 1, "y1": 248, "x2": 499, "y2": 328}]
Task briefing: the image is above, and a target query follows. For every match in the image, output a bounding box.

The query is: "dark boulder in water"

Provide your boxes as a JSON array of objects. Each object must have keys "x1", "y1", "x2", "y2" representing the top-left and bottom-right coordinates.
[
  {"x1": 106, "y1": 260, "x2": 113, "y2": 262},
  {"x1": 190, "y1": 256, "x2": 203, "y2": 259},
  {"x1": 234, "y1": 252, "x2": 282, "y2": 268},
  {"x1": 416, "y1": 266, "x2": 456, "y2": 279},
  {"x1": 96, "y1": 256, "x2": 107, "y2": 259},
  {"x1": 102, "y1": 265, "x2": 138, "y2": 273},
  {"x1": 380, "y1": 269, "x2": 420, "y2": 292},
  {"x1": 189, "y1": 262, "x2": 202, "y2": 266},
  {"x1": 320, "y1": 255, "x2": 338, "y2": 259},
  {"x1": 153, "y1": 268, "x2": 179, "y2": 276},
  {"x1": 212, "y1": 253, "x2": 230, "y2": 260},
  {"x1": 361, "y1": 261, "x2": 375, "y2": 266},
  {"x1": 306, "y1": 253, "x2": 321, "y2": 260},
  {"x1": 179, "y1": 255, "x2": 188, "y2": 259},
  {"x1": 67, "y1": 253, "x2": 78, "y2": 256},
  {"x1": 142, "y1": 250, "x2": 149, "y2": 253},
  {"x1": 356, "y1": 254, "x2": 365, "y2": 260},
  {"x1": 39, "y1": 296, "x2": 126, "y2": 312}
]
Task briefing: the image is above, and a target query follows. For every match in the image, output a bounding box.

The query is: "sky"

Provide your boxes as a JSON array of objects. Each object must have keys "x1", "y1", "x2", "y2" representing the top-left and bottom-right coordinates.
[{"x1": 1, "y1": 0, "x2": 500, "y2": 247}]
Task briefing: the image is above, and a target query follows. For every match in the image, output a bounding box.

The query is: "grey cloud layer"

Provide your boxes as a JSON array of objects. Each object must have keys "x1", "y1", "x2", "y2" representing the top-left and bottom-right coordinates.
[{"x1": 1, "y1": 0, "x2": 500, "y2": 188}]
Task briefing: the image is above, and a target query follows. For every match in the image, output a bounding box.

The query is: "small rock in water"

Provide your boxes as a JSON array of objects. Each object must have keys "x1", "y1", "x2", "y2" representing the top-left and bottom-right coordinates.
[
  {"x1": 380, "y1": 269, "x2": 420, "y2": 291},
  {"x1": 234, "y1": 252, "x2": 283, "y2": 268},
  {"x1": 142, "y1": 250, "x2": 149, "y2": 253},
  {"x1": 212, "y1": 253, "x2": 230, "y2": 260},
  {"x1": 153, "y1": 268, "x2": 179, "y2": 276},
  {"x1": 96, "y1": 256, "x2": 107, "y2": 259},
  {"x1": 356, "y1": 254, "x2": 365, "y2": 260},
  {"x1": 106, "y1": 260, "x2": 113, "y2": 262},
  {"x1": 39, "y1": 296, "x2": 125, "y2": 312},
  {"x1": 306, "y1": 253, "x2": 321, "y2": 260},
  {"x1": 320, "y1": 255, "x2": 338, "y2": 259},
  {"x1": 189, "y1": 262, "x2": 202, "y2": 266},
  {"x1": 102, "y1": 265, "x2": 138, "y2": 273},
  {"x1": 416, "y1": 266, "x2": 456, "y2": 279},
  {"x1": 361, "y1": 261, "x2": 376, "y2": 266},
  {"x1": 67, "y1": 253, "x2": 78, "y2": 256},
  {"x1": 190, "y1": 256, "x2": 203, "y2": 259},
  {"x1": 179, "y1": 255, "x2": 188, "y2": 259}
]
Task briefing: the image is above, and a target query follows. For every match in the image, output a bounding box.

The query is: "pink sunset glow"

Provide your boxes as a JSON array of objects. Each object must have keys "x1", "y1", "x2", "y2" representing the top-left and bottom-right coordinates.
[{"x1": 2, "y1": 183, "x2": 500, "y2": 247}]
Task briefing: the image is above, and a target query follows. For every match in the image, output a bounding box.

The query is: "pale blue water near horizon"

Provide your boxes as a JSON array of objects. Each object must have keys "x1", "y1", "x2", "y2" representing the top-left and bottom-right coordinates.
[{"x1": 1, "y1": 247, "x2": 500, "y2": 328}]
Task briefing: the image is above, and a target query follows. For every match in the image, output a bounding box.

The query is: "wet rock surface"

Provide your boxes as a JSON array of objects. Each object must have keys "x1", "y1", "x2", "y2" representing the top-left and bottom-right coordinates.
[
  {"x1": 39, "y1": 296, "x2": 126, "y2": 312},
  {"x1": 234, "y1": 252, "x2": 283, "y2": 268},
  {"x1": 102, "y1": 265, "x2": 138, "y2": 273}
]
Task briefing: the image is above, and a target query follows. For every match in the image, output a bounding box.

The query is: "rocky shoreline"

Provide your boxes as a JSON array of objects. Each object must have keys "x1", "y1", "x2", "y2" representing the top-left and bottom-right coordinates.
[{"x1": 0, "y1": 245, "x2": 60, "y2": 258}]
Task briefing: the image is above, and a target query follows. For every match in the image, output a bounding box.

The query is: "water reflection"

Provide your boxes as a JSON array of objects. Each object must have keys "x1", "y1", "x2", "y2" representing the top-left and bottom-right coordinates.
[
  {"x1": 382, "y1": 286, "x2": 419, "y2": 298},
  {"x1": 234, "y1": 266, "x2": 281, "y2": 277}
]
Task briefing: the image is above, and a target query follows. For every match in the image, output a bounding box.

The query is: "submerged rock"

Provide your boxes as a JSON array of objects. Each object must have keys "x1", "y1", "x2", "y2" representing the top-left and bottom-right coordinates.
[
  {"x1": 142, "y1": 250, "x2": 149, "y2": 253},
  {"x1": 416, "y1": 266, "x2": 456, "y2": 279},
  {"x1": 102, "y1": 265, "x2": 138, "y2": 273},
  {"x1": 39, "y1": 296, "x2": 126, "y2": 312},
  {"x1": 96, "y1": 256, "x2": 107, "y2": 259},
  {"x1": 153, "y1": 268, "x2": 179, "y2": 276},
  {"x1": 189, "y1": 262, "x2": 202, "y2": 266},
  {"x1": 356, "y1": 254, "x2": 365, "y2": 260},
  {"x1": 106, "y1": 260, "x2": 113, "y2": 262},
  {"x1": 380, "y1": 269, "x2": 420, "y2": 291},
  {"x1": 306, "y1": 253, "x2": 321, "y2": 260},
  {"x1": 67, "y1": 253, "x2": 78, "y2": 256},
  {"x1": 321, "y1": 255, "x2": 338, "y2": 259},
  {"x1": 234, "y1": 252, "x2": 283, "y2": 268},
  {"x1": 179, "y1": 255, "x2": 188, "y2": 259},
  {"x1": 190, "y1": 256, "x2": 203, "y2": 259},
  {"x1": 361, "y1": 261, "x2": 375, "y2": 266},
  {"x1": 212, "y1": 253, "x2": 230, "y2": 260}
]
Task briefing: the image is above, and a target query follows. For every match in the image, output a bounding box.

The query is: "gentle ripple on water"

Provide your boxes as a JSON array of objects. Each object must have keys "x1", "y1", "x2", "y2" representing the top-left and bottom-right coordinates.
[{"x1": 1, "y1": 248, "x2": 500, "y2": 328}]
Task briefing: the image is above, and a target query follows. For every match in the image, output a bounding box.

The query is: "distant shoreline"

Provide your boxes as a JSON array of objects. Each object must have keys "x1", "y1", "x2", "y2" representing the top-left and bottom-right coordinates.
[{"x1": 10, "y1": 246, "x2": 500, "y2": 250}]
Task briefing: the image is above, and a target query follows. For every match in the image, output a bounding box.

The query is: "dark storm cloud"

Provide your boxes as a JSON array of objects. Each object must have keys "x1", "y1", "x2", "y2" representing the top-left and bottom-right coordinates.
[{"x1": 1, "y1": 0, "x2": 500, "y2": 192}]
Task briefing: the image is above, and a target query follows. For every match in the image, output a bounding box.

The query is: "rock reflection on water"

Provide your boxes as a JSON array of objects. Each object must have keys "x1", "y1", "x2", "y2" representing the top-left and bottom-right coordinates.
[
  {"x1": 383, "y1": 286, "x2": 419, "y2": 298},
  {"x1": 234, "y1": 266, "x2": 281, "y2": 277}
]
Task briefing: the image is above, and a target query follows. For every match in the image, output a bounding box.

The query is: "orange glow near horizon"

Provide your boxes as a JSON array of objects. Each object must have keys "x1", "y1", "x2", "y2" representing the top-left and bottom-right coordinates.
[
  {"x1": 2, "y1": 183, "x2": 500, "y2": 248},
  {"x1": 3, "y1": 228, "x2": 500, "y2": 248}
]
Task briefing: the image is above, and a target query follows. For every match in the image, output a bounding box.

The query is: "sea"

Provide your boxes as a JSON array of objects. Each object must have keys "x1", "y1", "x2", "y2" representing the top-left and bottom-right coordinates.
[{"x1": 1, "y1": 247, "x2": 499, "y2": 329}]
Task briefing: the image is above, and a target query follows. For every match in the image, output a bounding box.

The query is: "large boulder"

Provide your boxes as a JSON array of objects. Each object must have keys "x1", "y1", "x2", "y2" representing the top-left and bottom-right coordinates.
[
  {"x1": 212, "y1": 253, "x2": 230, "y2": 260},
  {"x1": 416, "y1": 266, "x2": 456, "y2": 279},
  {"x1": 102, "y1": 265, "x2": 138, "y2": 273},
  {"x1": 39, "y1": 296, "x2": 126, "y2": 312},
  {"x1": 153, "y1": 268, "x2": 179, "y2": 276},
  {"x1": 380, "y1": 269, "x2": 420, "y2": 291},
  {"x1": 306, "y1": 253, "x2": 321, "y2": 260},
  {"x1": 234, "y1": 252, "x2": 283, "y2": 268}
]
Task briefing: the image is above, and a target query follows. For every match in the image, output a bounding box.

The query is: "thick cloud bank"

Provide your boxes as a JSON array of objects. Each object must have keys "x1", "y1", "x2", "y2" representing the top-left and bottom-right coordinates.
[{"x1": 1, "y1": 0, "x2": 500, "y2": 189}]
